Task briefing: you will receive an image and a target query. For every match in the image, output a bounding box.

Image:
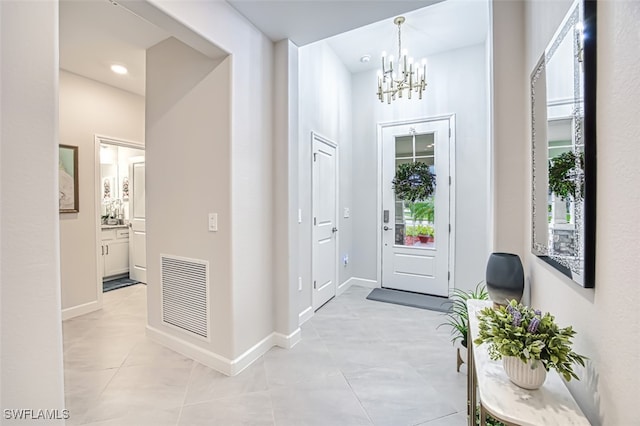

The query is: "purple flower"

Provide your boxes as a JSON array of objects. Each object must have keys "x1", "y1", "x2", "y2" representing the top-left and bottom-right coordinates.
[
  {"x1": 534, "y1": 309, "x2": 542, "y2": 316},
  {"x1": 507, "y1": 304, "x2": 516, "y2": 315},
  {"x1": 527, "y1": 317, "x2": 541, "y2": 333},
  {"x1": 512, "y1": 311, "x2": 522, "y2": 327}
]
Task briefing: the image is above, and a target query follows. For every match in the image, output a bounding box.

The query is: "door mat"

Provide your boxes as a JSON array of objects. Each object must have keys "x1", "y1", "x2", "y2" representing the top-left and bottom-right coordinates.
[
  {"x1": 103, "y1": 277, "x2": 140, "y2": 293},
  {"x1": 366, "y1": 288, "x2": 452, "y2": 313}
]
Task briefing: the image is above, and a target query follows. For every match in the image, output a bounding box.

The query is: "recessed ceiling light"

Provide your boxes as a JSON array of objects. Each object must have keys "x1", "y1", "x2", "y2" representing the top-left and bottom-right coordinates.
[
  {"x1": 360, "y1": 55, "x2": 371, "y2": 63},
  {"x1": 110, "y1": 64, "x2": 128, "y2": 75}
]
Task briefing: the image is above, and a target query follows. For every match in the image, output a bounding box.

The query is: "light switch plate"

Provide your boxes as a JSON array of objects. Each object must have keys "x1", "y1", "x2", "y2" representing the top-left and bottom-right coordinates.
[
  {"x1": 344, "y1": 207, "x2": 350, "y2": 218},
  {"x1": 208, "y1": 213, "x2": 218, "y2": 232},
  {"x1": 298, "y1": 209, "x2": 302, "y2": 224}
]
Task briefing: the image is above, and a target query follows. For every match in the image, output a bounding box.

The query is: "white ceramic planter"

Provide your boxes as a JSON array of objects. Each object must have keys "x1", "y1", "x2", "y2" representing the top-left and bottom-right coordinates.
[
  {"x1": 456, "y1": 345, "x2": 467, "y2": 372},
  {"x1": 502, "y1": 356, "x2": 547, "y2": 389}
]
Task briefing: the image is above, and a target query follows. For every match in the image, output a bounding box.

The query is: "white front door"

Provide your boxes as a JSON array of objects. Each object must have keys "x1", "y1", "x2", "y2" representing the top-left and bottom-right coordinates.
[
  {"x1": 381, "y1": 119, "x2": 451, "y2": 296},
  {"x1": 129, "y1": 159, "x2": 147, "y2": 283},
  {"x1": 312, "y1": 132, "x2": 338, "y2": 310}
]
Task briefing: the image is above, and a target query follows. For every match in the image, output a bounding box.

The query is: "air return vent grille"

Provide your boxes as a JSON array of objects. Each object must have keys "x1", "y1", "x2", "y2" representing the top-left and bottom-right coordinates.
[{"x1": 161, "y1": 255, "x2": 209, "y2": 340}]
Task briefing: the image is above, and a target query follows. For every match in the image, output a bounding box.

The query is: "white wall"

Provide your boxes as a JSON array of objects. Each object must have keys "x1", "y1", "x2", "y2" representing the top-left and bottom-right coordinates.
[
  {"x1": 273, "y1": 40, "x2": 300, "y2": 336},
  {"x1": 491, "y1": 1, "x2": 527, "y2": 257},
  {"x1": 145, "y1": 37, "x2": 233, "y2": 358},
  {"x1": 0, "y1": 0, "x2": 65, "y2": 416},
  {"x1": 59, "y1": 70, "x2": 144, "y2": 314},
  {"x1": 298, "y1": 41, "x2": 353, "y2": 316},
  {"x1": 351, "y1": 43, "x2": 489, "y2": 292},
  {"x1": 122, "y1": 0, "x2": 281, "y2": 365},
  {"x1": 523, "y1": 1, "x2": 640, "y2": 424}
]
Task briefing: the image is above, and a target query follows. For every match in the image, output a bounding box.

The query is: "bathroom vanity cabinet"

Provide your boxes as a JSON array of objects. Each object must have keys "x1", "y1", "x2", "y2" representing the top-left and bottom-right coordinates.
[{"x1": 101, "y1": 226, "x2": 129, "y2": 279}]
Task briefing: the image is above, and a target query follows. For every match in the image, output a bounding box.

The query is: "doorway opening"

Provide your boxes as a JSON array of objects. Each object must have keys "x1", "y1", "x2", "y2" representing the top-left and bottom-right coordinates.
[{"x1": 96, "y1": 136, "x2": 146, "y2": 296}]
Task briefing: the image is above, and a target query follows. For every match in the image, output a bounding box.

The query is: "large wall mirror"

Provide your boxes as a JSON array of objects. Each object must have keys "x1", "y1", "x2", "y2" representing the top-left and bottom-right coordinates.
[{"x1": 531, "y1": 0, "x2": 597, "y2": 288}]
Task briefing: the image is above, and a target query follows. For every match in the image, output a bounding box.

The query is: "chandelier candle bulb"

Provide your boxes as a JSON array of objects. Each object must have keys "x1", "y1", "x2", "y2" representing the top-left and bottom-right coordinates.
[{"x1": 422, "y1": 59, "x2": 427, "y2": 80}]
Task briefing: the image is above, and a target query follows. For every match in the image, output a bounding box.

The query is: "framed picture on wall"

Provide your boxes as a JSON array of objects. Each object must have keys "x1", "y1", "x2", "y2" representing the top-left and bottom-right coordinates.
[{"x1": 59, "y1": 144, "x2": 79, "y2": 213}]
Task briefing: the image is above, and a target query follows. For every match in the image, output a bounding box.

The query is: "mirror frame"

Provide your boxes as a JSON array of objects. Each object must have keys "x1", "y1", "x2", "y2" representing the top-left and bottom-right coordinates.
[{"x1": 531, "y1": 0, "x2": 597, "y2": 288}]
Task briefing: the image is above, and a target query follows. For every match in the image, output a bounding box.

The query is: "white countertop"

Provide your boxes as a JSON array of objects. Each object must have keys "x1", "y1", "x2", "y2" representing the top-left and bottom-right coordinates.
[
  {"x1": 101, "y1": 224, "x2": 129, "y2": 230},
  {"x1": 468, "y1": 300, "x2": 590, "y2": 426}
]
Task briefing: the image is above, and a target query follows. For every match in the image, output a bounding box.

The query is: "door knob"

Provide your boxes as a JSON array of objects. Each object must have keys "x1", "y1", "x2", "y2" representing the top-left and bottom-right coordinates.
[
  {"x1": 383, "y1": 226, "x2": 391, "y2": 231},
  {"x1": 332, "y1": 227, "x2": 338, "y2": 233}
]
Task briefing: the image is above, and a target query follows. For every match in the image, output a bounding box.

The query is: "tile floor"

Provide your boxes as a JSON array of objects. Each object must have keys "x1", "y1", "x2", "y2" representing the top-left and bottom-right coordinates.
[{"x1": 63, "y1": 284, "x2": 469, "y2": 426}]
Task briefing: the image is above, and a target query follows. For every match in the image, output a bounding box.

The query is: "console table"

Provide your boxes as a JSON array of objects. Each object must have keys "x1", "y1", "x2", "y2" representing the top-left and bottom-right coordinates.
[{"x1": 466, "y1": 300, "x2": 590, "y2": 426}]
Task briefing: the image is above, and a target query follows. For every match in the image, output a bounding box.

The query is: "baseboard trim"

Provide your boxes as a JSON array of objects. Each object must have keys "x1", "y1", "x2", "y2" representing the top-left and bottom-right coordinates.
[
  {"x1": 230, "y1": 333, "x2": 276, "y2": 375},
  {"x1": 62, "y1": 300, "x2": 100, "y2": 321},
  {"x1": 298, "y1": 306, "x2": 314, "y2": 326},
  {"x1": 274, "y1": 327, "x2": 301, "y2": 349},
  {"x1": 347, "y1": 277, "x2": 378, "y2": 289},
  {"x1": 337, "y1": 277, "x2": 353, "y2": 296},
  {"x1": 231, "y1": 328, "x2": 301, "y2": 374},
  {"x1": 146, "y1": 325, "x2": 232, "y2": 375},
  {"x1": 146, "y1": 325, "x2": 302, "y2": 377}
]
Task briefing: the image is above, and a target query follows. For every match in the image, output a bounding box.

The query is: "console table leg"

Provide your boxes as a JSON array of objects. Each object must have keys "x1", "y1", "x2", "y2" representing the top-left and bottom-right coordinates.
[
  {"x1": 480, "y1": 404, "x2": 487, "y2": 426},
  {"x1": 467, "y1": 329, "x2": 476, "y2": 426}
]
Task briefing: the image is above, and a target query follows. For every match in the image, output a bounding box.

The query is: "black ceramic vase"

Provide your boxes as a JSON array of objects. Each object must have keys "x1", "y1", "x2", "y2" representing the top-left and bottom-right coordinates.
[{"x1": 486, "y1": 253, "x2": 524, "y2": 306}]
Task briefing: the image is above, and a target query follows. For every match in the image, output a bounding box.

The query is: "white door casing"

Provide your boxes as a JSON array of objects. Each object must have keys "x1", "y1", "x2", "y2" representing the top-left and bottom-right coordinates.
[
  {"x1": 311, "y1": 132, "x2": 338, "y2": 311},
  {"x1": 129, "y1": 159, "x2": 147, "y2": 283},
  {"x1": 380, "y1": 118, "x2": 453, "y2": 297}
]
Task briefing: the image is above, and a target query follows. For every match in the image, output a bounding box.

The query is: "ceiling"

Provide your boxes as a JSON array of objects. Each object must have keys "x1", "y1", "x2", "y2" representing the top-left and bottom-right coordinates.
[
  {"x1": 59, "y1": 0, "x2": 169, "y2": 96},
  {"x1": 325, "y1": 0, "x2": 489, "y2": 73},
  {"x1": 226, "y1": 0, "x2": 442, "y2": 46},
  {"x1": 59, "y1": 0, "x2": 488, "y2": 96}
]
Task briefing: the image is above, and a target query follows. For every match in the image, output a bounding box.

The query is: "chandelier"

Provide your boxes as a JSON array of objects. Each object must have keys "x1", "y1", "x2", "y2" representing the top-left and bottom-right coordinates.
[{"x1": 377, "y1": 16, "x2": 427, "y2": 104}]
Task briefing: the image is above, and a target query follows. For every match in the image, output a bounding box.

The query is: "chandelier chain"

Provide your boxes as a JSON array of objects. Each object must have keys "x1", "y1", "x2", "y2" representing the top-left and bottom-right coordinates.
[{"x1": 397, "y1": 21, "x2": 402, "y2": 69}]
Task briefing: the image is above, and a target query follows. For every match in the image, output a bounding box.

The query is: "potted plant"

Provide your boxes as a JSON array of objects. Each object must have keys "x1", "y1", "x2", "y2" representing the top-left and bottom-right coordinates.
[
  {"x1": 423, "y1": 224, "x2": 435, "y2": 242},
  {"x1": 474, "y1": 300, "x2": 587, "y2": 389},
  {"x1": 407, "y1": 199, "x2": 435, "y2": 243},
  {"x1": 438, "y1": 283, "x2": 489, "y2": 372},
  {"x1": 414, "y1": 224, "x2": 435, "y2": 243},
  {"x1": 404, "y1": 225, "x2": 419, "y2": 245},
  {"x1": 415, "y1": 225, "x2": 429, "y2": 243}
]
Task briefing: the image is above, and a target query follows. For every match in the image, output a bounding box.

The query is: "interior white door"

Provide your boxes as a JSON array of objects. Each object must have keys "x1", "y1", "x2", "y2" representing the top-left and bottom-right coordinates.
[
  {"x1": 312, "y1": 133, "x2": 338, "y2": 310},
  {"x1": 129, "y1": 159, "x2": 147, "y2": 283},
  {"x1": 381, "y1": 119, "x2": 451, "y2": 296}
]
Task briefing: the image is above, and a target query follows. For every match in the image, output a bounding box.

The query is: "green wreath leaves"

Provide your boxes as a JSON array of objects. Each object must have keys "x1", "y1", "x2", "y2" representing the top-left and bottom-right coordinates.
[
  {"x1": 392, "y1": 162, "x2": 436, "y2": 202},
  {"x1": 548, "y1": 151, "x2": 584, "y2": 200}
]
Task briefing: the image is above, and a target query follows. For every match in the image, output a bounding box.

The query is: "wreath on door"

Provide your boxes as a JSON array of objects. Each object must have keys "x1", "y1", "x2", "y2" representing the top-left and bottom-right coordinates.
[{"x1": 392, "y1": 161, "x2": 436, "y2": 202}]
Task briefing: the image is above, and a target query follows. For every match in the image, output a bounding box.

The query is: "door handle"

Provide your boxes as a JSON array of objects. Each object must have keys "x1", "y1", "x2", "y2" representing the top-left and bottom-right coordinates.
[
  {"x1": 383, "y1": 226, "x2": 391, "y2": 231},
  {"x1": 332, "y1": 227, "x2": 338, "y2": 233},
  {"x1": 101, "y1": 245, "x2": 104, "y2": 256},
  {"x1": 106, "y1": 245, "x2": 109, "y2": 255}
]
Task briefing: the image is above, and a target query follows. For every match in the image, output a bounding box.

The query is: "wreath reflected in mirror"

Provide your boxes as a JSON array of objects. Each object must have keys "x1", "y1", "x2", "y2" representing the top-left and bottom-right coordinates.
[{"x1": 392, "y1": 161, "x2": 436, "y2": 202}]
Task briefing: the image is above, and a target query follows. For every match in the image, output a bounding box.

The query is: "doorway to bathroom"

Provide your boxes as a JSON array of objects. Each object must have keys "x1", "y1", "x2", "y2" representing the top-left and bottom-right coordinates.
[{"x1": 96, "y1": 136, "x2": 146, "y2": 294}]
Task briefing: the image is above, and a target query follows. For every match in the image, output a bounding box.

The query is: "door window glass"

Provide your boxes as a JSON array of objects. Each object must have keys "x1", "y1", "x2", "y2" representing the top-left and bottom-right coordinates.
[{"x1": 394, "y1": 133, "x2": 436, "y2": 248}]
